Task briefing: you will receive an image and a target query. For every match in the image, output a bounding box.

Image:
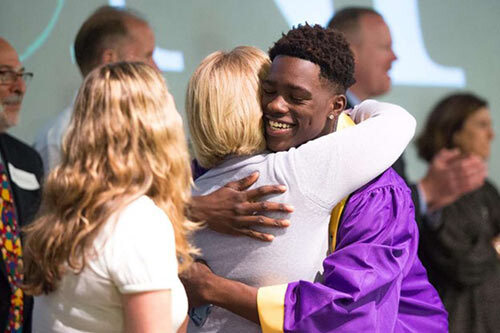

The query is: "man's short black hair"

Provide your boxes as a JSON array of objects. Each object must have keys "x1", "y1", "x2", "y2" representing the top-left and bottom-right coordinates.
[{"x1": 268, "y1": 23, "x2": 355, "y2": 92}]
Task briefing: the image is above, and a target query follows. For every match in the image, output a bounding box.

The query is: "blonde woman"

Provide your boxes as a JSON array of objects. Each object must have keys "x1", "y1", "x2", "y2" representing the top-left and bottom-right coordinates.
[{"x1": 23, "y1": 62, "x2": 195, "y2": 332}]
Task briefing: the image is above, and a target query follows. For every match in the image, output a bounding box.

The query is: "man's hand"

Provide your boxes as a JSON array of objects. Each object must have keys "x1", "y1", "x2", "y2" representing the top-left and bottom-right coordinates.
[
  {"x1": 187, "y1": 172, "x2": 293, "y2": 241},
  {"x1": 179, "y1": 261, "x2": 214, "y2": 308},
  {"x1": 419, "y1": 148, "x2": 487, "y2": 211}
]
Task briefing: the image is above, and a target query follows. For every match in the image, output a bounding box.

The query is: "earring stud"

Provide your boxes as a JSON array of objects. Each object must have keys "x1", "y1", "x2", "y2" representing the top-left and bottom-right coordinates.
[{"x1": 328, "y1": 114, "x2": 334, "y2": 120}]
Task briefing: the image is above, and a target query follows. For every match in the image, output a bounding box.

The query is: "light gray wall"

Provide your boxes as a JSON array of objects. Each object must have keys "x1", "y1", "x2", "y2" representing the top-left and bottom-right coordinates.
[{"x1": 1, "y1": 0, "x2": 499, "y2": 186}]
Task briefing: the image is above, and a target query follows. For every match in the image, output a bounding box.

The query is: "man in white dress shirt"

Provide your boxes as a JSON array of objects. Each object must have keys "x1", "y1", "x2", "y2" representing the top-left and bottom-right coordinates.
[{"x1": 33, "y1": 5, "x2": 159, "y2": 174}]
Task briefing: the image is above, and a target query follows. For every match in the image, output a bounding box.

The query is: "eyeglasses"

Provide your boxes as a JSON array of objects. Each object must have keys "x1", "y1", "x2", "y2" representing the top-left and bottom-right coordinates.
[{"x1": 0, "y1": 70, "x2": 34, "y2": 85}]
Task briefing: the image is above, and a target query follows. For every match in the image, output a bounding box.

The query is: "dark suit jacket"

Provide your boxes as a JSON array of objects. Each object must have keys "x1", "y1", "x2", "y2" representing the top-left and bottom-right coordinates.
[
  {"x1": 346, "y1": 97, "x2": 423, "y2": 222},
  {"x1": 0, "y1": 133, "x2": 43, "y2": 333}
]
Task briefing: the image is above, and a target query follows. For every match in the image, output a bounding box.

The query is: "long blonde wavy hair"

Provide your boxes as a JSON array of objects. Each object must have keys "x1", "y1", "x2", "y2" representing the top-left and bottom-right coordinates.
[{"x1": 23, "y1": 62, "x2": 196, "y2": 295}]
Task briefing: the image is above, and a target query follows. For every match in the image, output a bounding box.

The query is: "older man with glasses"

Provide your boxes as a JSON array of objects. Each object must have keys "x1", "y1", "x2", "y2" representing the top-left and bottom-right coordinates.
[
  {"x1": 0, "y1": 36, "x2": 43, "y2": 333},
  {"x1": 0, "y1": 45, "x2": 33, "y2": 131}
]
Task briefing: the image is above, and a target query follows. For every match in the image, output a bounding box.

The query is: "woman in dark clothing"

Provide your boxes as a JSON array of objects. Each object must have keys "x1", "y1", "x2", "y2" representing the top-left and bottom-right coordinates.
[{"x1": 417, "y1": 92, "x2": 500, "y2": 333}]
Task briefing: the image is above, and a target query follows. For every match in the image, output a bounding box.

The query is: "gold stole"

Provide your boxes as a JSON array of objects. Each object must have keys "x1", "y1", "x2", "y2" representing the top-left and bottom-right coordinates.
[{"x1": 328, "y1": 112, "x2": 355, "y2": 252}]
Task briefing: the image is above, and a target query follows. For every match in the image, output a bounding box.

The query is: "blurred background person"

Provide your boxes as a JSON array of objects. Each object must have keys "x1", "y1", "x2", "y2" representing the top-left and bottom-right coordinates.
[
  {"x1": 33, "y1": 5, "x2": 158, "y2": 175},
  {"x1": 328, "y1": 7, "x2": 487, "y2": 221},
  {"x1": 416, "y1": 92, "x2": 500, "y2": 333},
  {"x1": 23, "y1": 62, "x2": 194, "y2": 332},
  {"x1": 0, "y1": 37, "x2": 43, "y2": 333}
]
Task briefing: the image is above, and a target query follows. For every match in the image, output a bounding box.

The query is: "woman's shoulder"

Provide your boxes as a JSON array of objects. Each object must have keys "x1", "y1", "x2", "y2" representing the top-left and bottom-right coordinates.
[
  {"x1": 109, "y1": 196, "x2": 173, "y2": 237},
  {"x1": 122, "y1": 195, "x2": 163, "y2": 214}
]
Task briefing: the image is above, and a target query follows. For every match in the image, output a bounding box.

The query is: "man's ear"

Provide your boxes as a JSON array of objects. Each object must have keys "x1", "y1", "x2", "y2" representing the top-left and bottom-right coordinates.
[
  {"x1": 101, "y1": 48, "x2": 119, "y2": 65},
  {"x1": 327, "y1": 94, "x2": 347, "y2": 133},
  {"x1": 331, "y1": 94, "x2": 346, "y2": 117}
]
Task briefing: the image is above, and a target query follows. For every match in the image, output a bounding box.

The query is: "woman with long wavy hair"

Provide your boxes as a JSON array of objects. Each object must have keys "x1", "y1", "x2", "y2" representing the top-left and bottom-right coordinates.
[{"x1": 22, "y1": 62, "x2": 196, "y2": 332}]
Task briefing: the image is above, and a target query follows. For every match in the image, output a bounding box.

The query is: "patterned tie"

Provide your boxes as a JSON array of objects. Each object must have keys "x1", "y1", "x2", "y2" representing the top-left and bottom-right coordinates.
[{"x1": 0, "y1": 163, "x2": 23, "y2": 333}]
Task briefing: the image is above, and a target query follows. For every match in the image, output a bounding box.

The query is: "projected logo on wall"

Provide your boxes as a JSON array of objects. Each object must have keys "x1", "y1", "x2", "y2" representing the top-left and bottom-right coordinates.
[{"x1": 25, "y1": 0, "x2": 465, "y2": 87}]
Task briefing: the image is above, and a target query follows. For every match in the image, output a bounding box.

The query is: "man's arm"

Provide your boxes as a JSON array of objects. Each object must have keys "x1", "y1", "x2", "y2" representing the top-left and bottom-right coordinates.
[
  {"x1": 180, "y1": 262, "x2": 289, "y2": 332},
  {"x1": 182, "y1": 173, "x2": 447, "y2": 332},
  {"x1": 180, "y1": 261, "x2": 259, "y2": 324},
  {"x1": 187, "y1": 172, "x2": 294, "y2": 242}
]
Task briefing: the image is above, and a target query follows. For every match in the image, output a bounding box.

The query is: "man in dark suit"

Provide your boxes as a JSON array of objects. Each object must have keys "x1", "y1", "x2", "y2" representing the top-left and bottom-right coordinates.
[
  {"x1": 328, "y1": 7, "x2": 487, "y2": 220},
  {"x1": 0, "y1": 37, "x2": 43, "y2": 333}
]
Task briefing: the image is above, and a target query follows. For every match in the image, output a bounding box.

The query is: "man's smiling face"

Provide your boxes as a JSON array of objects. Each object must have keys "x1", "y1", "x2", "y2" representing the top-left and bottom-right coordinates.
[{"x1": 261, "y1": 55, "x2": 338, "y2": 152}]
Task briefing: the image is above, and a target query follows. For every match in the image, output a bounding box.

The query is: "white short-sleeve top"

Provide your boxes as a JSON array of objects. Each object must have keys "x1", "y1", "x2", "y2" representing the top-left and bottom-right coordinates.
[{"x1": 33, "y1": 196, "x2": 188, "y2": 332}]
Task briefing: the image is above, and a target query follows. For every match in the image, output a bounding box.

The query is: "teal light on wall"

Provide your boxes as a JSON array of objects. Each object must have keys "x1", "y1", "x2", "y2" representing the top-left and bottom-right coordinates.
[{"x1": 20, "y1": 0, "x2": 65, "y2": 62}]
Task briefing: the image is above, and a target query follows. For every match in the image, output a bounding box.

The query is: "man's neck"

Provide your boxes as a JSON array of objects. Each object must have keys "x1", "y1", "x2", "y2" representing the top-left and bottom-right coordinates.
[
  {"x1": 348, "y1": 86, "x2": 369, "y2": 102},
  {"x1": 346, "y1": 90, "x2": 362, "y2": 108}
]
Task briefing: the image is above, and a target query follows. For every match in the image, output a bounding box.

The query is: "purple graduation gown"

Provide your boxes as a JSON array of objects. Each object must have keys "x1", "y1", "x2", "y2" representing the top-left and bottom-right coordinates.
[{"x1": 282, "y1": 168, "x2": 448, "y2": 332}]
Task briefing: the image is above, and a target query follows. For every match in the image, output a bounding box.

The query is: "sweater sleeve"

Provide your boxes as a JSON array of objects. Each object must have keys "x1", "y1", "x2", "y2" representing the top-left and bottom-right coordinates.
[{"x1": 289, "y1": 100, "x2": 415, "y2": 211}]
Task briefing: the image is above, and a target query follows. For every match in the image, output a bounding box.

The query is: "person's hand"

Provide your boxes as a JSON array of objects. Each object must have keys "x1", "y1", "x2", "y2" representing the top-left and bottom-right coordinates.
[
  {"x1": 187, "y1": 172, "x2": 293, "y2": 241},
  {"x1": 419, "y1": 148, "x2": 487, "y2": 211},
  {"x1": 180, "y1": 260, "x2": 260, "y2": 323},
  {"x1": 179, "y1": 261, "x2": 214, "y2": 308}
]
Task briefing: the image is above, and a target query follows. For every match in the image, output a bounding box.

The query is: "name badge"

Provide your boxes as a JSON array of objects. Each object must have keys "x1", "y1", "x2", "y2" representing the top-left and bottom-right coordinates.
[{"x1": 8, "y1": 163, "x2": 40, "y2": 190}]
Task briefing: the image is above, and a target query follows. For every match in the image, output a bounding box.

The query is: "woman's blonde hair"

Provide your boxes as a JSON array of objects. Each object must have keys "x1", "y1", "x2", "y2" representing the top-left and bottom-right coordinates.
[
  {"x1": 186, "y1": 46, "x2": 270, "y2": 168},
  {"x1": 23, "y1": 62, "x2": 196, "y2": 295}
]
